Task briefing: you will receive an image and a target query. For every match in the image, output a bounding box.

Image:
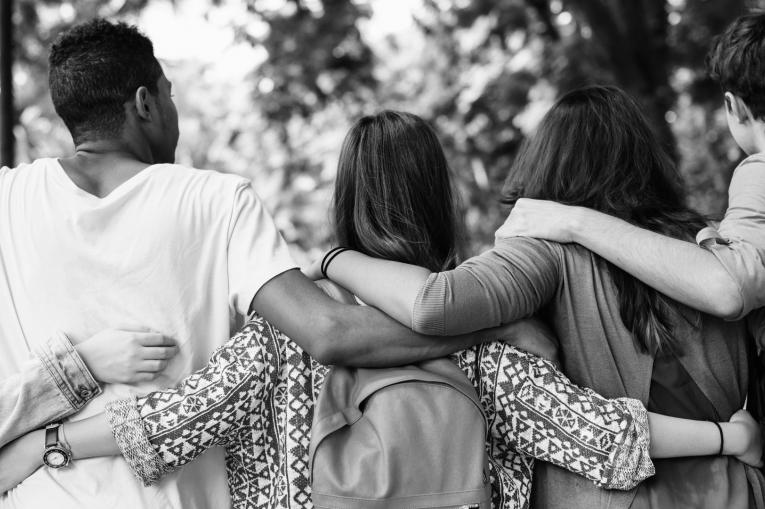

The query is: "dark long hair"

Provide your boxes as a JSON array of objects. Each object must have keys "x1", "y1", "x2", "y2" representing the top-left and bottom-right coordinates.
[
  {"x1": 502, "y1": 85, "x2": 707, "y2": 355},
  {"x1": 333, "y1": 110, "x2": 462, "y2": 272}
]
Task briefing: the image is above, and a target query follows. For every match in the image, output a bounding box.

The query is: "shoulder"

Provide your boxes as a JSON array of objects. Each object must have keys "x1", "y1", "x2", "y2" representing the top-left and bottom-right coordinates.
[
  {"x1": 492, "y1": 236, "x2": 565, "y2": 260},
  {"x1": 149, "y1": 164, "x2": 256, "y2": 205},
  {"x1": 151, "y1": 163, "x2": 250, "y2": 189},
  {"x1": 732, "y1": 154, "x2": 765, "y2": 186},
  {"x1": 0, "y1": 158, "x2": 57, "y2": 184}
]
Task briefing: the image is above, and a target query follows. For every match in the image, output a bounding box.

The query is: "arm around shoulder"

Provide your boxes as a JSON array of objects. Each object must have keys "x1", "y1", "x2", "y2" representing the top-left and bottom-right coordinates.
[{"x1": 565, "y1": 207, "x2": 743, "y2": 319}]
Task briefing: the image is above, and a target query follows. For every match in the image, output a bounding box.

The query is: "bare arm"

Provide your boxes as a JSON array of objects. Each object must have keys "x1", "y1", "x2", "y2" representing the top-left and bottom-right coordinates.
[
  {"x1": 251, "y1": 269, "x2": 511, "y2": 367},
  {"x1": 496, "y1": 199, "x2": 743, "y2": 318},
  {"x1": 649, "y1": 409, "x2": 760, "y2": 465}
]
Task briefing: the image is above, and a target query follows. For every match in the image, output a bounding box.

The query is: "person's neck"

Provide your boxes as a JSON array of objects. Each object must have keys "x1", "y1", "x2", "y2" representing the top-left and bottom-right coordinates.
[{"x1": 58, "y1": 139, "x2": 157, "y2": 198}]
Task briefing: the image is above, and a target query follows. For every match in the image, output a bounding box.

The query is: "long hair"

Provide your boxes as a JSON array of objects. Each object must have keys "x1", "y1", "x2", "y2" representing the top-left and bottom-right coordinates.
[
  {"x1": 502, "y1": 85, "x2": 707, "y2": 355},
  {"x1": 333, "y1": 110, "x2": 463, "y2": 272}
]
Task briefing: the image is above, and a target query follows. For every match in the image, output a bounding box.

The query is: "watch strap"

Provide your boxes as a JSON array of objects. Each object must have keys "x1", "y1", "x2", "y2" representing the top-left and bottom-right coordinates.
[{"x1": 45, "y1": 423, "x2": 60, "y2": 448}]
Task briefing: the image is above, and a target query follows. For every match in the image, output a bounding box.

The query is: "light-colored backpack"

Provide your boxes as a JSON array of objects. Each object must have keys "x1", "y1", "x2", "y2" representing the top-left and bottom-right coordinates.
[{"x1": 309, "y1": 358, "x2": 491, "y2": 509}]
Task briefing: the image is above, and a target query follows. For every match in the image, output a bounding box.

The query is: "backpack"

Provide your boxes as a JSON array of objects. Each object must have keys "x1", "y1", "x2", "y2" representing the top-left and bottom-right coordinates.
[{"x1": 309, "y1": 358, "x2": 491, "y2": 509}]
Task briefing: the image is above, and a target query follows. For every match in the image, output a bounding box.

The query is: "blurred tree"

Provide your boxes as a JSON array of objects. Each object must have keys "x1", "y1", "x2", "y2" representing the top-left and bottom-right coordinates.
[
  {"x1": 387, "y1": 0, "x2": 764, "y2": 250},
  {"x1": 12, "y1": 0, "x2": 765, "y2": 257},
  {"x1": 1, "y1": 0, "x2": 14, "y2": 166}
]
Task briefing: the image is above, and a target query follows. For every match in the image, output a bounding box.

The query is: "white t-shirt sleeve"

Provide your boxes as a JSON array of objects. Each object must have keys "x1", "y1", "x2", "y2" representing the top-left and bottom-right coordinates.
[{"x1": 226, "y1": 181, "x2": 297, "y2": 317}]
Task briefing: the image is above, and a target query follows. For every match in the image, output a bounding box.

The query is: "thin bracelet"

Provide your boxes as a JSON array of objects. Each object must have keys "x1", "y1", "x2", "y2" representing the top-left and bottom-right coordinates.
[
  {"x1": 712, "y1": 421, "x2": 724, "y2": 455},
  {"x1": 322, "y1": 248, "x2": 350, "y2": 279},
  {"x1": 320, "y1": 247, "x2": 345, "y2": 278}
]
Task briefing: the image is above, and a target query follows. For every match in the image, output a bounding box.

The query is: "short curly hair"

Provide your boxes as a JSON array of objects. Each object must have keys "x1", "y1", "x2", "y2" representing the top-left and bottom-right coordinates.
[
  {"x1": 707, "y1": 12, "x2": 765, "y2": 120},
  {"x1": 49, "y1": 18, "x2": 163, "y2": 144}
]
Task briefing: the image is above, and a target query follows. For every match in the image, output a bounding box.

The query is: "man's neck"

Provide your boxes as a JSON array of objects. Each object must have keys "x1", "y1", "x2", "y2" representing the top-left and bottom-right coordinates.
[{"x1": 58, "y1": 140, "x2": 156, "y2": 198}]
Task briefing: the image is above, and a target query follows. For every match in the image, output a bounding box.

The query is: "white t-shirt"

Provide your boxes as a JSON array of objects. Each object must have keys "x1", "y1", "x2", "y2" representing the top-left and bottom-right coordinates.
[{"x1": 0, "y1": 158, "x2": 296, "y2": 509}]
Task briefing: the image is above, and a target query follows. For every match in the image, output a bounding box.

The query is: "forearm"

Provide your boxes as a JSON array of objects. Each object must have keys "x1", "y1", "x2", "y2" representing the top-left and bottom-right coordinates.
[
  {"x1": 100, "y1": 320, "x2": 277, "y2": 485},
  {"x1": 63, "y1": 414, "x2": 120, "y2": 458},
  {"x1": 648, "y1": 413, "x2": 744, "y2": 458},
  {"x1": 569, "y1": 208, "x2": 742, "y2": 318},
  {"x1": 0, "y1": 333, "x2": 100, "y2": 448},
  {"x1": 327, "y1": 304, "x2": 501, "y2": 367},
  {"x1": 489, "y1": 345, "x2": 653, "y2": 490},
  {"x1": 324, "y1": 250, "x2": 429, "y2": 327}
]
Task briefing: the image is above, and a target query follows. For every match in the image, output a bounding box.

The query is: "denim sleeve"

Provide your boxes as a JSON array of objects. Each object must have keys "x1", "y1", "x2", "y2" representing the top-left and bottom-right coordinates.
[{"x1": 0, "y1": 332, "x2": 101, "y2": 447}]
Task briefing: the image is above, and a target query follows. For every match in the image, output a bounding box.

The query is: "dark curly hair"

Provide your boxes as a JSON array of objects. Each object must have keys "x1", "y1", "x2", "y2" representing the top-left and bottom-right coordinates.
[
  {"x1": 707, "y1": 11, "x2": 765, "y2": 120},
  {"x1": 49, "y1": 18, "x2": 163, "y2": 145},
  {"x1": 502, "y1": 86, "x2": 707, "y2": 355}
]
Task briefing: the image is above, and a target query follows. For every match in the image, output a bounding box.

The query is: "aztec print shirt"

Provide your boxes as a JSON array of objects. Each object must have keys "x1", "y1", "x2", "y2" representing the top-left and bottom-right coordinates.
[{"x1": 105, "y1": 314, "x2": 654, "y2": 509}]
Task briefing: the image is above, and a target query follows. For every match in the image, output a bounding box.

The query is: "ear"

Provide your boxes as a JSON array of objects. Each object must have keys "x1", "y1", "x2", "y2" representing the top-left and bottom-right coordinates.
[
  {"x1": 133, "y1": 86, "x2": 153, "y2": 121},
  {"x1": 725, "y1": 92, "x2": 754, "y2": 124}
]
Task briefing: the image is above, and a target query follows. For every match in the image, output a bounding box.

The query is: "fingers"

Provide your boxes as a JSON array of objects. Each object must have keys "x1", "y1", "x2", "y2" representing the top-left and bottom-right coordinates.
[
  {"x1": 132, "y1": 372, "x2": 159, "y2": 383},
  {"x1": 137, "y1": 333, "x2": 177, "y2": 347},
  {"x1": 138, "y1": 359, "x2": 169, "y2": 373},
  {"x1": 141, "y1": 345, "x2": 179, "y2": 360}
]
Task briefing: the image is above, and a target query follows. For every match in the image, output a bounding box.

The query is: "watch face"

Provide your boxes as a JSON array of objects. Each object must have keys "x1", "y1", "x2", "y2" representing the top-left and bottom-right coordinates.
[{"x1": 44, "y1": 448, "x2": 69, "y2": 468}]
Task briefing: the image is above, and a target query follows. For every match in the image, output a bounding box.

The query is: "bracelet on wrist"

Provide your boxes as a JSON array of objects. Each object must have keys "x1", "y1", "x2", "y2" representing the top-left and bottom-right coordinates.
[
  {"x1": 321, "y1": 247, "x2": 350, "y2": 279},
  {"x1": 712, "y1": 421, "x2": 724, "y2": 455}
]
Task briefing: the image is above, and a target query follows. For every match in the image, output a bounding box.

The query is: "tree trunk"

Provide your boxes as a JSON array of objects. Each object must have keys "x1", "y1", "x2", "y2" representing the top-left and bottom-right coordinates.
[
  {"x1": 565, "y1": 0, "x2": 677, "y2": 159},
  {"x1": 0, "y1": 0, "x2": 13, "y2": 167}
]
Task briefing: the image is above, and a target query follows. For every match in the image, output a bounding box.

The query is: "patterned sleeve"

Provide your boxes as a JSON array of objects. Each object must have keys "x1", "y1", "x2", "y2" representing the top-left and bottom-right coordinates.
[
  {"x1": 105, "y1": 315, "x2": 282, "y2": 485},
  {"x1": 473, "y1": 342, "x2": 654, "y2": 491}
]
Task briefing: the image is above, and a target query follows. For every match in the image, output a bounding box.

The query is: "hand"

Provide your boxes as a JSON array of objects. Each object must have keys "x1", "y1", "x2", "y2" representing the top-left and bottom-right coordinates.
[
  {"x1": 725, "y1": 409, "x2": 763, "y2": 467},
  {"x1": 496, "y1": 318, "x2": 560, "y2": 365},
  {"x1": 0, "y1": 430, "x2": 44, "y2": 494},
  {"x1": 76, "y1": 330, "x2": 178, "y2": 384},
  {"x1": 495, "y1": 198, "x2": 581, "y2": 243},
  {"x1": 302, "y1": 256, "x2": 324, "y2": 281},
  {"x1": 314, "y1": 279, "x2": 357, "y2": 305}
]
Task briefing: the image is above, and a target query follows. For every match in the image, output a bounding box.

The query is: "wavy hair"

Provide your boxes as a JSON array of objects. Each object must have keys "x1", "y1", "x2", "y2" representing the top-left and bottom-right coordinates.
[
  {"x1": 333, "y1": 110, "x2": 463, "y2": 272},
  {"x1": 502, "y1": 85, "x2": 707, "y2": 354}
]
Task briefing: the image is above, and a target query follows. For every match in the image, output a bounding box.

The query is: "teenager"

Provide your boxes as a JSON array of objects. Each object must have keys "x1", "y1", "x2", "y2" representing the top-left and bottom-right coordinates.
[
  {"x1": 495, "y1": 12, "x2": 765, "y2": 323},
  {"x1": 313, "y1": 90, "x2": 765, "y2": 508},
  {"x1": 3, "y1": 110, "x2": 761, "y2": 509},
  {"x1": 0, "y1": 19, "x2": 521, "y2": 509}
]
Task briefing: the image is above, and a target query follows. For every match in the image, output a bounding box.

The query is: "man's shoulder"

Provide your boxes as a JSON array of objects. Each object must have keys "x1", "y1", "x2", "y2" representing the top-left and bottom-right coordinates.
[
  {"x1": 153, "y1": 163, "x2": 250, "y2": 188},
  {"x1": 0, "y1": 158, "x2": 57, "y2": 183},
  {"x1": 150, "y1": 163, "x2": 254, "y2": 206}
]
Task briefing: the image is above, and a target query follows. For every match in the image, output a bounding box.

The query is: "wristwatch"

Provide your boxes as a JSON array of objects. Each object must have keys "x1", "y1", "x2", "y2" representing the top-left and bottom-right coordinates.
[{"x1": 42, "y1": 423, "x2": 72, "y2": 469}]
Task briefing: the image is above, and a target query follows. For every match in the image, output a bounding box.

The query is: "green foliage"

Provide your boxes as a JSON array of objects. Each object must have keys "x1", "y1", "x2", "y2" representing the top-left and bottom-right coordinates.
[{"x1": 12, "y1": 0, "x2": 765, "y2": 259}]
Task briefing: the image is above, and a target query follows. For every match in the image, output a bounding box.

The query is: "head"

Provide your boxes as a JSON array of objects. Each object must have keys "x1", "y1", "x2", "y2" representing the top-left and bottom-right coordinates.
[
  {"x1": 503, "y1": 85, "x2": 707, "y2": 354},
  {"x1": 333, "y1": 111, "x2": 462, "y2": 272},
  {"x1": 707, "y1": 12, "x2": 765, "y2": 154},
  {"x1": 49, "y1": 19, "x2": 178, "y2": 163}
]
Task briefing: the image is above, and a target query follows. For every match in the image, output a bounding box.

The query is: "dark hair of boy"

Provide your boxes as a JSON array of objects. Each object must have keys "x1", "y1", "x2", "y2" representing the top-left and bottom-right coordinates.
[
  {"x1": 48, "y1": 18, "x2": 163, "y2": 145},
  {"x1": 707, "y1": 11, "x2": 765, "y2": 119}
]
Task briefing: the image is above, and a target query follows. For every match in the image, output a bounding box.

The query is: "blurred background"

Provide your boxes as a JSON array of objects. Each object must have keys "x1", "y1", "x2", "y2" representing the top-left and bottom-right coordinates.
[{"x1": 6, "y1": 0, "x2": 765, "y2": 262}]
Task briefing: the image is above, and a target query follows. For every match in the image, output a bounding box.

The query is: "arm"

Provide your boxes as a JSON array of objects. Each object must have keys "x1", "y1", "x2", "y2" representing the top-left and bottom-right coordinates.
[
  {"x1": 0, "y1": 332, "x2": 101, "y2": 449},
  {"x1": 1, "y1": 317, "x2": 280, "y2": 491},
  {"x1": 477, "y1": 343, "x2": 760, "y2": 492},
  {"x1": 314, "y1": 237, "x2": 560, "y2": 336},
  {"x1": 0, "y1": 328, "x2": 177, "y2": 450},
  {"x1": 251, "y1": 269, "x2": 523, "y2": 366},
  {"x1": 495, "y1": 198, "x2": 743, "y2": 319}
]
